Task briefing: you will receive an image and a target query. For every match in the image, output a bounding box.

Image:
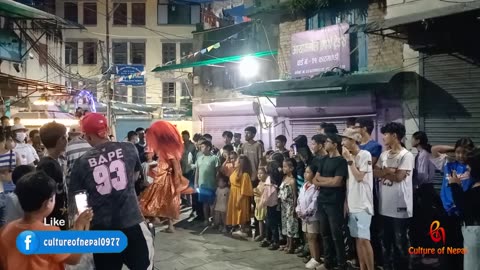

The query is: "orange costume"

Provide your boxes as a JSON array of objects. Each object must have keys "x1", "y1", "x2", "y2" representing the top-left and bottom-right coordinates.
[
  {"x1": 138, "y1": 121, "x2": 193, "y2": 220},
  {"x1": 226, "y1": 170, "x2": 254, "y2": 225}
]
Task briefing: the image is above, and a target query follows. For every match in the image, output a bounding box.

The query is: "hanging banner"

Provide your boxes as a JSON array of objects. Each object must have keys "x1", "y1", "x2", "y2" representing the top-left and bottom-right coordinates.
[
  {"x1": 115, "y1": 65, "x2": 145, "y2": 86},
  {"x1": 291, "y1": 23, "x2": 350, "y2": 78}
]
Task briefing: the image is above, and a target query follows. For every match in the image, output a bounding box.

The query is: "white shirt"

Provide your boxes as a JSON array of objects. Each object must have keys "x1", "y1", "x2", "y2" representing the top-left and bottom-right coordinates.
[
  {"x1": 347, "y1": 150, "x2": 374, "y2": 215},
  {"x1": 14, "y1": 143, "x2": 39, "y2": 165},
  {"x1": 295, "y1": 182, "x2": 320, "y2": 222},
  {"x1": 377, "y1": 148, "x2": 414, "y2": 219}
]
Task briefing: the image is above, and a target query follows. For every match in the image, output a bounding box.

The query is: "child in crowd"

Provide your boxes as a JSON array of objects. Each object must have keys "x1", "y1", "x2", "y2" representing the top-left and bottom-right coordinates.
[
  {"x1": 214, "y1": 176, "x2": 230, "y2": 233},
  {"x1": 195, "y1": 140, "x2": 220, "y2": 226},
  {"x1": 449, "y1": 148, "x2": 480, "y2": 270},
  {"x1": 0, "y1": 171, "x2": 93, "y2": 270},
  {"x1": 226, "y1": 155, "x2": 253, "y2": 238},
  {"x1": 221, "y1": 151, "x2": 238, "y2": 179},
  {"x1": 436, "y1": 138, "x2": 475, "y2": 269},
  {"x1": 142, "y1": 151, "x2": 157, "y2": 185},
  {"x1": 260, "y1": 157, "x2": 283, "y2": 250},
  {"x1": 4, "y1": 165, "x2": 35, "y2": 223},
  {"x1": 254, "y1": 167, "x2": 268, "y2": 242},
  {"x1": 279, "y1": 158, "x2": 299, "y2": 253},
  {"x1": 296, "y1": 165, "x2": 321, "y2": 269}
]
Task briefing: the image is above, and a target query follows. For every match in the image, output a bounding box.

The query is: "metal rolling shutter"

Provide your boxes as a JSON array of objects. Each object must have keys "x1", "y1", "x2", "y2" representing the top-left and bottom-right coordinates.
[
  {"x1": 201, "y1": 116, "x2": 260, "y2": 148},
  {"x1": 422, "y1": 54, "x2": 480, "y2": 145},
  {"x1": 422, "y1": 53, "x2": 480, "y2": 189},
  {"x1": 290, "y1": 114, "x2": 377, "y2": 142}
]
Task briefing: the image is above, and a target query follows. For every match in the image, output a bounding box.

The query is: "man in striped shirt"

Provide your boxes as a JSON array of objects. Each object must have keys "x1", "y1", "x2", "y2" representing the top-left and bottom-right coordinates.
[{"x1": 66, "y1": 124, "x2": 92, "y2": 183}]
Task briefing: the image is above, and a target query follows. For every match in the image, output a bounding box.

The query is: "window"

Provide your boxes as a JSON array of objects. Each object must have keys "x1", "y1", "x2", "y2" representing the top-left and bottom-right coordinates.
[
  {"x1": 180, "y1": 82, "x2": 191, "y2": 106},
  {"x1": 114, "y1": 85, "x2": 128, "y2": 102},
  {"x1": 65, "y1": 42, "x2": 78, "y2": 65},
  {"x1": 132, "y1": 86, "x2": 146, "y2": 104},
  {"x1": 83, "y1": 2, "x2": 97, "y2": 25},
  {"x1": 83, "y1": 42, "x2": 97, "y2": 64},
  {"x1": 131, "y1": 3, "x2": 146, "y2": 25},
  {"x1": 157, "y1": 2, "x2": 200, "y2": 25},
  {"x1": 180, "y1": 43, "x2": 193, "y2": 57},
  {"x1": 130, "y1": 42, "x2": 145, "y2": 64},
  {"x1": 162, "y1": 43, "x2": 176, "y2": 64},
  {"x1": 112, "y1": 42, "x2": 128, "y2": 64},
  {"x1": 64, "y1": 2, "x2": 78, "y2": 23},
  {"x1": 113, "y1": 3, "x2": 127, "y2": 25},
  {"x1": 162, "y1": 82, "x2": 176, "y2": 104}
]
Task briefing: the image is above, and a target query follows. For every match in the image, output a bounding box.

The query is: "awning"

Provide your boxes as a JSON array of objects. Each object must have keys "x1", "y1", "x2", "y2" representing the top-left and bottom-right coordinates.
[
  {"x1": 0, "y1": 73, "x2": 66, "y2": 96},
  {"x1": 348, "y1": 2, "x2": 480, "y2": 34},
  {"x1": 0, "y1": 0, "x2": 84, "y2": 29},
  {"x1": 239, "y1": 71, "x2": 415, "y2": 97},
  {"x1": 152, "y1": 50, "x2": 277, "y2": 72}
]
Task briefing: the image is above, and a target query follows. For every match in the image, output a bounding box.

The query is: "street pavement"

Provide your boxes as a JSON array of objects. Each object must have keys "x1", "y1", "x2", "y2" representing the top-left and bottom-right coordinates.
[{"x1": 149, "y1": 215, "x2": 306, "y2": 270}]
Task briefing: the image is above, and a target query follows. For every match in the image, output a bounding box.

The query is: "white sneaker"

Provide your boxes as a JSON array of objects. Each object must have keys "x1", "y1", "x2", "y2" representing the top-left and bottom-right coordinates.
[
  {"x1": 305, "y1": 258, "x2": 321, "y2": 269},
  {"x1": 315, "y1": 264, "x2": 328, "y2": 270}
]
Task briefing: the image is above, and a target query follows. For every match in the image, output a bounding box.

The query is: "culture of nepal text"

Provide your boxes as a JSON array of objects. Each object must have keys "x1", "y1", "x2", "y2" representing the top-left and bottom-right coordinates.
[
  {"x1": 43, "y1": 237, "x2": 121, "y2": 247},
  {"x1": 408, "y1": 247, "x2": 468, "y2": 255}
]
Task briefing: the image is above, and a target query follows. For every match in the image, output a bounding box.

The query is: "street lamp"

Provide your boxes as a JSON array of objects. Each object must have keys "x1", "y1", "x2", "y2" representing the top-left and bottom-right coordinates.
[{"x1": 239, "y1": 56, "x2": 259, "y2": 78}]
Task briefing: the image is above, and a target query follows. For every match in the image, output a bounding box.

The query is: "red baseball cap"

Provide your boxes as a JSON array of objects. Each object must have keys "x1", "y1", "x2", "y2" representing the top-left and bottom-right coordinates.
[{"x1": 81, "y1": 113, "x2": 109, "y2": 138}]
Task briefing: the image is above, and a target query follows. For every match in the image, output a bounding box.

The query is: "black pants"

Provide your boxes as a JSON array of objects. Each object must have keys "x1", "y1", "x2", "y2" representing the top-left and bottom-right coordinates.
[
  {"x1": 266, "y1": 206, "x2": 281, "y2": 244},
  {"x1": 371, "y1": 180, "x2": 384, "y2": 266},
  {"x1": 381, "y1": 216, "x2": 411, "y2": 270},
  {"x1": 93, "y1": 222, "x2": 154, "y2": 270},
  {"x1": 439, "y1": 215, "x2": 463, "y2": 270},
  {"x1": 410, "y1": 183, "x2": 443, "y2": 248},
  {"x1": 318, "y1": 203, "x2": 346, "y2": 270}
]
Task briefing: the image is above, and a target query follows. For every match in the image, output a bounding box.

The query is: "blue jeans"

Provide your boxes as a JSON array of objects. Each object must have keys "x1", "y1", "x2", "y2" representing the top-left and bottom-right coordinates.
[
  {"x1": 462, "y1": 226, "x2": 480, "y2": 270},
  {"x1": 0, "y1": 193, "x2": 7, "y2": 227}
]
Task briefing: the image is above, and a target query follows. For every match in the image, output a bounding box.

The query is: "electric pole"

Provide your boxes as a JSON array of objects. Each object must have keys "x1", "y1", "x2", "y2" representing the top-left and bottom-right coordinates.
[{"x1": 105, "y1": 0, "x2": 113, "y2": 134}]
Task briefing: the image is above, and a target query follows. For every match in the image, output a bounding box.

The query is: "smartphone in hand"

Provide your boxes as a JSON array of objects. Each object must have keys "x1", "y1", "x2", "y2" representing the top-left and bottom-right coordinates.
[{"x1": 75, "y1": 191, "x2": 89, "y2": 214}]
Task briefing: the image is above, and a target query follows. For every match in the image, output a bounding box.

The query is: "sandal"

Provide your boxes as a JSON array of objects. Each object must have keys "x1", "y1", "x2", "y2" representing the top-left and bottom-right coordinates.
[
  {"x1": 278, "y1": 245, "x2": 287, "y2": 251},
  {"x1": 285, "y1": 247, "x2": 295, "y2": 254}
]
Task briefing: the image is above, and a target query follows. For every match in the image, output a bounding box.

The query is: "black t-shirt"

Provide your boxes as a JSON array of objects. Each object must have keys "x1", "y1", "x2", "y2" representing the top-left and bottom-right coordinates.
[
  {"x1": 70, "y1": 142, "x2": 143, "y2": 230},
  {"x1": 311, "y1": 155, "x2": 327, "y2": 172},
  {"x1": 37, "y1": 157, "x2": 68, "y2": 230},
  {"x1": 317, "y1": 156, "x2": 348, "y2": 204}
]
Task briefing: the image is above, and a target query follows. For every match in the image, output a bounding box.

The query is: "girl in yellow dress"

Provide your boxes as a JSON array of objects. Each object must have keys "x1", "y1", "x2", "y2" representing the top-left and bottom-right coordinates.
[{"x1": 226, "y1": 155, "x2": 253, "y2": 238}]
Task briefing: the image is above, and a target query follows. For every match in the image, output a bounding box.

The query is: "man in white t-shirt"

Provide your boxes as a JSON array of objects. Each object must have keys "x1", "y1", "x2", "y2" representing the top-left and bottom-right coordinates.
[
  {"x1": 11, "y1": 124, "x2": 39, "y2": 166},
  {"x1": 373, "y1": 122, "x2": 414, "y2": 270},
  {"x1": 341, "y1": 128, "x2": 374, "y2": 270}
]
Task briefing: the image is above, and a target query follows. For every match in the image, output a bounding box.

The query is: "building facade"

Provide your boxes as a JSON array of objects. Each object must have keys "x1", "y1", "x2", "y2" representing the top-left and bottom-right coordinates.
[{"x1": 56, "y1": 0, "x2": 199, "y2": 109}]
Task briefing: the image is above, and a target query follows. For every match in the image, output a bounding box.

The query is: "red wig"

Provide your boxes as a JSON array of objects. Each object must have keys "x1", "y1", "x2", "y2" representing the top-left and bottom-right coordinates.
[{"x1": 146, "y1": 121, "x2": 184, "y2": 162}]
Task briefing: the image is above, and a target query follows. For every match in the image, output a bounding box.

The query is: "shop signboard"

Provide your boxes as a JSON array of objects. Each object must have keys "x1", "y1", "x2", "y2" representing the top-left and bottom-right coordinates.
[
  {"x1": 115, "y1": 65, "x2": 145, "y2": 86},
  {"x1": 291, "y1": 23, "x2": 350, "y2": 78}
]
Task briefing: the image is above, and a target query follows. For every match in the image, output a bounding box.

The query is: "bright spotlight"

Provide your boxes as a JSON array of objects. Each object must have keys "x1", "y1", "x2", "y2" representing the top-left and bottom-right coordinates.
[{"x1": 239, "y1": 56, "x2": 259, "y2": 78}]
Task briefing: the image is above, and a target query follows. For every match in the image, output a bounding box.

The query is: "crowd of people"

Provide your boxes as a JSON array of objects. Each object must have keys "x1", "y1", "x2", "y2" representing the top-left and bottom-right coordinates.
[
  {"x1": 0, "y1": 113, "x2": 478, "y2": 270},
  {"x1": 172, "y1": 119, "x2": 479, "y2": 270}
]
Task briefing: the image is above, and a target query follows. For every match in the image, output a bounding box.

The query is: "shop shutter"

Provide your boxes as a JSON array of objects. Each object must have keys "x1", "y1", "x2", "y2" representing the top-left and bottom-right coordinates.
[
  {"x1": 422, "y1": 53, "x2": 480, "y2": 189},
  {"x1": 290, "y1": 114, "x2": 377, "y2": 142},
  {"x1": 201, "y1": 116, "x2": 260, "y2": 148}
]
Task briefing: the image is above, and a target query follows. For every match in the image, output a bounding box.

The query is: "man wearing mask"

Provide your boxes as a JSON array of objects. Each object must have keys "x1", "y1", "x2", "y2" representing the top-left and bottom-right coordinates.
[{"x1": 12, "y1": 124, "x2": 38, "y2": 166}]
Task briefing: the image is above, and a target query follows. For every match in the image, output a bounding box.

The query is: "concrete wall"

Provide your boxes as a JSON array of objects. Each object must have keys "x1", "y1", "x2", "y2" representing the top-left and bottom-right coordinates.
[
  {"x1": 278, "y1": 18, "x2": 305, "y2": 78},
  {"x1": 385, "y1": 0, "x2": 461, "y2": 19},
  {"x1": 57, "y1": 0, "x2": 196, "y2": 106}
]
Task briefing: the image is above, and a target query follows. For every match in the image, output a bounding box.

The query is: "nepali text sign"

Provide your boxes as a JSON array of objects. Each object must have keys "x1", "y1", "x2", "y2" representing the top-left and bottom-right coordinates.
[
  {"x1": 291, "y1": 23, "x2": 350, "y2": 78},
  {"x1": 116, "y1": 65, "x2": 145, "y2": 86}
]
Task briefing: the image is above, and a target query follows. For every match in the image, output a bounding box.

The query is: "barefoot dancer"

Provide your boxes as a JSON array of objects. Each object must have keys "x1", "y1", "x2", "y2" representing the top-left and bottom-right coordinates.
[{"x1": 139, "y1": 121, "x2": 194, "y2": 232}]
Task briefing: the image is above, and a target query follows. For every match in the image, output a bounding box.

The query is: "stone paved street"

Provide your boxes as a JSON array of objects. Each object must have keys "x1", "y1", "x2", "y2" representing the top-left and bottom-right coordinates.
[{"x1": 150, "y1": 220, "x2": 305, "y2": 270}]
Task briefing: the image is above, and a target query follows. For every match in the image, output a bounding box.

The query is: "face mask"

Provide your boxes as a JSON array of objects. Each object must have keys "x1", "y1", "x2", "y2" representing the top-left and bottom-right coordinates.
[
  {"x1": 15, "y1": 132, "x2": 26, "y2": 142},
  {"x1": 135, "y1": 138, "x2": 140, "y2": 144}
]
